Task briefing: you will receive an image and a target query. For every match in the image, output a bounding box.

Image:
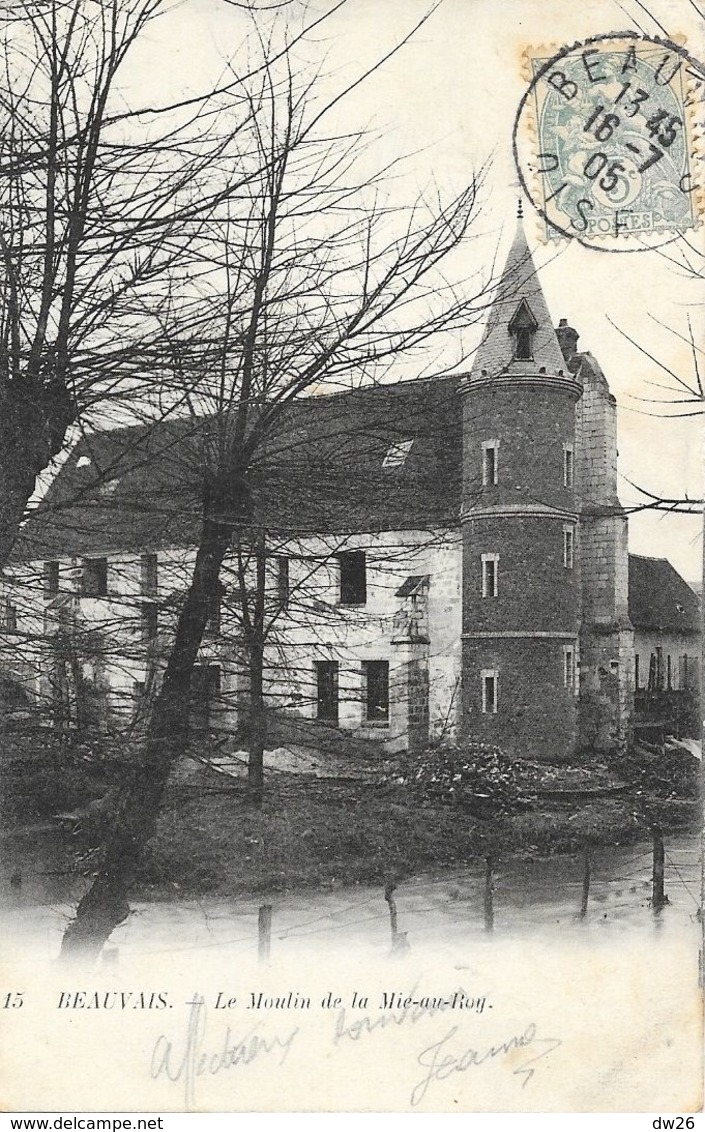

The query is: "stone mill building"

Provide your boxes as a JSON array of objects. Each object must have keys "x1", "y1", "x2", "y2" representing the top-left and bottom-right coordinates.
[
  {"x1": 460, "y1": 217, "x2": 633, "y2": 760},
  {"x1": 3, "y1": 217, "x2": 695, "y2": 761}
]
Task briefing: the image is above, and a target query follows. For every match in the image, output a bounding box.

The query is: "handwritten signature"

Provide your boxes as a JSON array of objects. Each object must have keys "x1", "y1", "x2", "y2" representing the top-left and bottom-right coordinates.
[
  {"x1": 333, "y1": 978, "x2": 481, "y2": 1045},
  {"x1": 150, "y1": 994, "x2": 299, "y2": 1109},
  {"x1": 410, "y1": 1023, "x2": 562, "y2": 1106}
]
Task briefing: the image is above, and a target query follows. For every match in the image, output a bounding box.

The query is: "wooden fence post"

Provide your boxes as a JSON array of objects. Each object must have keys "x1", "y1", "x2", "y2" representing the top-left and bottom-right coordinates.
[
  {"x1": 579, "y1": 844, "x2": 591, "y2": 919},
  {"x1": 258, "y1": 904, "x2": 272, "y2": 962},
  {"x1": 652, "y1": 829, "x2": 667, "y2": 911},
  {"x1": 385, "y1": 878, "x2": 409, "y2": 953},
  {"x1": 484, "y1": 856, "x2": 494, "y2": 933}
]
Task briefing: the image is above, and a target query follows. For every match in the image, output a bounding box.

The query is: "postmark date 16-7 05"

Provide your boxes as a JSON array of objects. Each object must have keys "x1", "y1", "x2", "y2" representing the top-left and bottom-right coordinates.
[{"x1": 515, "y1": 33, "x2": 704, "y2": 244}]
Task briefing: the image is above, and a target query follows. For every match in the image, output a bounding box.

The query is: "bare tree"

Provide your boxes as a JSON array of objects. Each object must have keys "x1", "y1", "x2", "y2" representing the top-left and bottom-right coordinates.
[
  {"x1": 0, "y1": 0, "x2": 261, "y2": 567},
  {"x1": 58, "y1": 2, "x2": 491, "y2": 957},
  {"x1": 608, "y1": 316, "x2": 704, "y2": 517}
]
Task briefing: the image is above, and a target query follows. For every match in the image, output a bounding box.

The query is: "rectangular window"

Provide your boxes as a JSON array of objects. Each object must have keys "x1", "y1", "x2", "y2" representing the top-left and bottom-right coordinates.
[
  {"x1": 132, "y1": 680, "x2": 146, "y2": 701},
  {"x1": 141, "y1": 602, "x2": 158, "y2": 642},
  {"x1": 635, "y1": 654, "x2": 640, "y2": 690},
  {"x1": 140, "y1": 553, "x2": 158, "y2": 597},
  {"x1": 315, "y1": 660, "x2": 339, "y2": 724},
  {"x1": 563, "y1": 644, "x2": 576, "y2": 691},
  {"x1": 515, "y1": 327, "x2": 533, "y2": 360},
  {"x1": 481, "y1": 668, "x2": 498, "y2": 714},
  {"x1": 81, "y1": 557, "x2": 108, "y2": 597},
  {"x1": 666, "y1": 654, "x2": 672, "y2": 691},
  {"x1": 481, "y1": 553, "x2": 499, "y2": 598},
  {"x1": 563, "y1": 444, "x2": 574, "y2": 488},
  {"x1": 362, "y1": 660, "x2": 390, "y2": 723},
  {"x1": 563, "y1": 526, "x2": 574, "y2": 569},
  {"x1": 206, "y1": 592, "x2": 221, "y2": 635},
  {"x1": 481, "y1": 440, "x2": 499, "y2": 486},
  {"x1": 190, "y1": 663, "x2": 222, "y2": 730},
  {"x1": 43, "y1": 561, "x2": 60, "y2": 596},
  {"x1": 338, "y1": 551, "x2": 367, "y2": 606},
  {"x1": 277, "y1": 556, "x2": 290, "y2": 609},
  {"x1": 3, "y1": 599, "x2": 17, "y2": 633}
]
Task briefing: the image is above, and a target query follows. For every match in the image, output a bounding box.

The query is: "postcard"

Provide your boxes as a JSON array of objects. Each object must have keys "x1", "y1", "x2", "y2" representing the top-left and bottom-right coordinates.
[{"x1": 0, "y1": 0, "x2": 703, "y2": 1116}]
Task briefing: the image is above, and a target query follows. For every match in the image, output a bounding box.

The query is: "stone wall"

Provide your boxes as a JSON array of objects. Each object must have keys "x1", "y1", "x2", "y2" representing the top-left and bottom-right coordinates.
[
  {"x1": 575, "y1": 350, "x2": 633, "y2": 751},
  {"x1": 462, "y1": 635, "x2": 578, "y2": 760}
]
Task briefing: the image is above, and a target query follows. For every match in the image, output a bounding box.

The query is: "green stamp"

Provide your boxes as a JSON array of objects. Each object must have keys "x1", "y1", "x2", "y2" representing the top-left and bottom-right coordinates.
[{"x1": 514, "y1": 33, "x2": 704, "y2": 244}]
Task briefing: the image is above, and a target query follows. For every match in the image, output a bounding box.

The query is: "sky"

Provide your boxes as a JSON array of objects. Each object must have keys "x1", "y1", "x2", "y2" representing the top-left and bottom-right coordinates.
[{"x1": 118, "y1": 0, "x2": 704, "y2": 581}]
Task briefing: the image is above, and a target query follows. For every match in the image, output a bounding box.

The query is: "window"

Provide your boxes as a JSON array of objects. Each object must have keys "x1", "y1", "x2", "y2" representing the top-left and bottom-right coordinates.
[
  {"x1": 383, "y1": 439, "x2": 413, "y2": 468},
  {"x1": 43, "y1": 561, "x2": 60, "y2": 596},
  {"x1": 481, "y1": 553, "x2": 499, "y2": 598},
  {"x1": 563, "y1": 644, "x2": 576, "y2": 691},
  {"x1": 206, "y1": 592, "x2": 221, "y2": 635},
  {"x1": 666, "y1": 654, "x2": 672, "y2": 691},
  {"x1": 515, "y1": 328, "x2": 533, "y2": 360},
  {"x1": 315, "y1": 660, "x2": 339, "y2": 724},
  {"x1": 3, "y1": 599, "x2": 17, "y2": 633},
  {"x1": 482, "y1": 440, "x2": 499, "y2": 486},
  {"x1": 140, "y1": 553, "x2": 158, "y2": 597},
  {"x1": 141, "y1": 602, "x2": 158, "y2": 643},
  {"x1": 649, "y1": 647, "x2": 664, "y2": 691},
  {"x1": 338, "y1": 551, "x2": 367, "y2": 606},
  {"x1": 190, "y1": 663, "x2": 222, "y2": 730},
  {"x1": 563, "y1": 444, "x2": 574, "y2": 488},
  {"x1": 635, "y1": 654, "x2": 640, "y2": 690},
  {"x1": 97, "y1": 478, "x2": 119, "y2": 497},
  {"x1": 132, "y1": 681, "x2": 146, "y2": 701},
  {"x1": 277, "y1": 557, "x2": 290, "y2": 609},
  {"x1": 362, "y1": 660, "x2": 389, "y2": 723},
  {"x1": 563, "y1": 525, "x2": 574, "y2": 569},
  {"x1": 508, "y1": 299, "x2": 538, "y2": 361},
  {"x1": 81, "y1": 557, "x2": 108, "y2": 597},
  {"x1": 481, "y1": 668, "x2": 498, "y2": 714}
]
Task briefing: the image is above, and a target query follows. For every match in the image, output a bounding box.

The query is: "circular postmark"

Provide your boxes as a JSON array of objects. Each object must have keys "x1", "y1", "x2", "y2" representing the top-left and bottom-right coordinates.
[{"x1": 513, "y1": 32, "x2": 705, "y2": 247}]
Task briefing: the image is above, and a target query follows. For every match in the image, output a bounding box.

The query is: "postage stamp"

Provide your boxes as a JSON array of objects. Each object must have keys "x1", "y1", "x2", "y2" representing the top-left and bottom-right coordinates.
[{"x1": 514, "y1": 33, "x2": 705, "y2": 243}]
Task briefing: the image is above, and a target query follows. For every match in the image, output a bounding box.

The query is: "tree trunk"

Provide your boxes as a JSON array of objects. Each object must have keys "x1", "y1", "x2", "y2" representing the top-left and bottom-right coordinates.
[
  {"x1": 247, "y1": 537, "x2": 267, "y2": 803},
  {"x1": 0, "y1": 379, "x2": 75, "y2": 568},
  {"x1": 68, "y1": 643, "x2": 88, "y2": 734},
  {"x1": 60, "y1": 517, "x2": 232, "y2": 961},
  {"x1": 247, "y1": 641, "x2": 266, "y2": 804}
]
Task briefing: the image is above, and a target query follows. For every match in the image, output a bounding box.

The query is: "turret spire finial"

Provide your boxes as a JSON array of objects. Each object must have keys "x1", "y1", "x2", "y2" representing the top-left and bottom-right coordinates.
[{"x1": 517, "y1": 197, "x2": 524, "y2": 220}]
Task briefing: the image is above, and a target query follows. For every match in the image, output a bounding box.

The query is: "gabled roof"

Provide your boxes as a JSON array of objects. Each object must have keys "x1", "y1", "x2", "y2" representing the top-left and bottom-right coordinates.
[
  {"x1": 470, "y1": 219, "x2": 567, "y2": 380},
  {"x1": 13, "y1": 375, "x2": 464, "y2": 560},
  {"x1": 628, "y1": 554, "x2": 701, "y2": 635}
]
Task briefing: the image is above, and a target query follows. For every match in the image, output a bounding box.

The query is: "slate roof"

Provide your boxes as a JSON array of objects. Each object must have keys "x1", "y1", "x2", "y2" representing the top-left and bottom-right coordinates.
[
  {"x1": 13, "y1": 375, "x2": 464, "y2": 561},
  {"x1": 12, "y1": 378, "x2": 701, "y2": 655},
  {"x1": 470, "y1": 219, "x2": 567, "y2": 380},
  {"x1": 628, "y1": 554, "x2": 701, "y2": 635}
]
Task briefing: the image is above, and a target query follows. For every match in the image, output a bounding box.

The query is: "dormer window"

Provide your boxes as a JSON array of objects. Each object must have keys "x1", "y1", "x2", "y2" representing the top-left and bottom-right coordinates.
[
  {"x1": 97, "y1": 478, "x2": 119, "y2": 497},
  {"x1": 383, "y1": 439, "x2": 413, "y2": 468},
  {"x1": 508, "y1": 299, "x2": 538, "y2": 361}
]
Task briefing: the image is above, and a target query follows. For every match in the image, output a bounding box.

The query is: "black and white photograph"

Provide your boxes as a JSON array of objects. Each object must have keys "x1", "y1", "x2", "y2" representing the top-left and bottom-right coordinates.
[{"x1": 0, "y1": 0, "x2": 703, "y2": 1117}]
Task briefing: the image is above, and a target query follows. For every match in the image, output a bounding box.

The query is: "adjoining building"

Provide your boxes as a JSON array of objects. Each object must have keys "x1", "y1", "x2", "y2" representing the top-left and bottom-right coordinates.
[
  {"x1": 1, "y1": 219, "x2": 699, "y2": 760},
  {"x1": 629, "y1": 553, "x2": 701, "y2": 721}
]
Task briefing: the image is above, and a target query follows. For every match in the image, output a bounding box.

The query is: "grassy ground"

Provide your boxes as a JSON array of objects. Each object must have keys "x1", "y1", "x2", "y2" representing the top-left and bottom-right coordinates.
[
  {"x1": 137, "y1": 771, "x2": 699, "y2": 899},
  {"x1": 2, "y1": 731, "x2": 700, "y2": 900}
]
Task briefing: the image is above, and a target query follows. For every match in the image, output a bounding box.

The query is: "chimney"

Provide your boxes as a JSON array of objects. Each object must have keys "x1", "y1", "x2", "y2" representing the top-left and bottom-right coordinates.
[{"x1": 556, "y1": 318, "x2": 579, "y2": 367}]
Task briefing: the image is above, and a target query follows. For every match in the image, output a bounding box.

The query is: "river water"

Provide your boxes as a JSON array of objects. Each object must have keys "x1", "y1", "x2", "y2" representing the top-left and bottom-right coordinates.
[{"x1": 1, "y1": 830, "x2": 701, "y2": 963}]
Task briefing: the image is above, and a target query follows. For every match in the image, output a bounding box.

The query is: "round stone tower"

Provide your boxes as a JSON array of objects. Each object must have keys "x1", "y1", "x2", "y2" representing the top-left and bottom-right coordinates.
[{"x1": 460, "y1": 217, "x2": 582, "y2": 761}]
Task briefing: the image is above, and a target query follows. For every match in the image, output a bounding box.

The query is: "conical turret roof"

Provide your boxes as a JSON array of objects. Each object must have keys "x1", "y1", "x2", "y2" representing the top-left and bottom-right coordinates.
[{"x1": 470, "y1": 218, "x2": 566, "y2": 380}]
